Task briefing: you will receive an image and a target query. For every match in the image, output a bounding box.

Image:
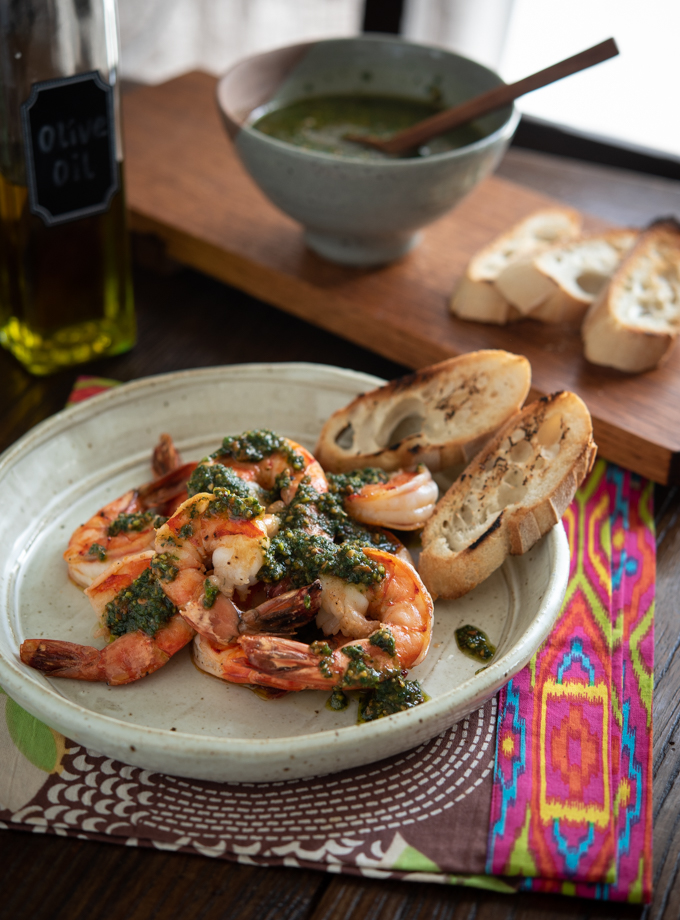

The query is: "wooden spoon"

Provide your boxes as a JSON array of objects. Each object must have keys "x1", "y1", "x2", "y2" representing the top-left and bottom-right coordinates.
[{"x1": 346, "y1": 38, "x2": 619, "y2": 155}]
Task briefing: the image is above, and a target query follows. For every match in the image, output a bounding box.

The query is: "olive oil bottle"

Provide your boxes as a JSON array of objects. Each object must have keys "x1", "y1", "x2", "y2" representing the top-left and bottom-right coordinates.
[{"x1": 0, "y1": 0, "x2": 135, "y2": 375}]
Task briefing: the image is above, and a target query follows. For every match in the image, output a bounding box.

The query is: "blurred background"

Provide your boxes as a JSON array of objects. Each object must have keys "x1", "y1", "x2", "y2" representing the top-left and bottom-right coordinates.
[{"x1": 118, "y1": 0, "x2": 679, "y2": 169}]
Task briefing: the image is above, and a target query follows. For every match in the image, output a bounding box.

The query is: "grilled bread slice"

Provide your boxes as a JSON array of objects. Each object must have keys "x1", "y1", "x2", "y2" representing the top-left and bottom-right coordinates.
[
  {"x1": 450, "y1": 208, "x2": 582, "y2": 324},
  {"x1": 495, "y1": 229, "x2": 638, "y2": 323},
  {"x1": 419, "y1": 391, "x2": 596, "y2": 599},
  {"x1": 582, "y1": 219, "x2": 680, "y2": 372},
  {"x1": 314, "y1": 351, "x2": 531, "y2": 474}
]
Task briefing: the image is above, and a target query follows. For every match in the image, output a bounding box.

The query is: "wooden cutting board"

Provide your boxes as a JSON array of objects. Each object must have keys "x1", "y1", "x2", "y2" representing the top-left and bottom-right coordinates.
[{"x1": 122, "y1": 70, "x2": 678, "y2": 484}]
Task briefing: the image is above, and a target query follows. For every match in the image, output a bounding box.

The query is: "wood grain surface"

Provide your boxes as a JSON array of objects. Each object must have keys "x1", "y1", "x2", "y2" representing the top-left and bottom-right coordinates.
[
  {"x1": 0, "y1": 257, "x2": 677, "y2": 920},
  {"x1": 121, "y1": 70, "x2": 680, "y2": 485},
  {"x1": 1, "y1": 85, "x2": 680, "y2": 920}
]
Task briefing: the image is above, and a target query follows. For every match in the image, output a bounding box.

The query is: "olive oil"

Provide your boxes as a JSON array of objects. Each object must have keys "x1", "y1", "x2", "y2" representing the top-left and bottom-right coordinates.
[
  {"x1": 0, "y1": 0, "x2": 136, "y2": 375},
  {"x1": 0, "y1": 168, "x2": 134, "y2": 375}
]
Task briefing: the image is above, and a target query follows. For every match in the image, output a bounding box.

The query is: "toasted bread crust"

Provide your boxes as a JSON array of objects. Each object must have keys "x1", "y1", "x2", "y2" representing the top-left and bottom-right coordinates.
[
  {"x1": 314, "y1": 351, "x2": 531, "y2": 474},
  {"x1": 495, "y1": 229, "x2": 638, "y2": 323},
  {"x1": 450, "y1": 277, "x2": 516, "y2": 325},
  {"x1": 582, "y1": 219, "x2": 680, "y2": 372},
  {"x1": 419, "y1": 392, "x2": 596, "y2": 599},
  {"x1": 450, "y1": 208, "x2": 581, "y2": 325}
]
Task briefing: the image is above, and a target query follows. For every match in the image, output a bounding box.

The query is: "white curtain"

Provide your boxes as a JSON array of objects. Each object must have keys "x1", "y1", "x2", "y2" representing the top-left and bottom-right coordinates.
[
  {"x1": 402, "y1": 0, "x2": 516, "y2": 70},
  {"x1": 118, "y1": 0, "x2": 364, "y2": 83}
]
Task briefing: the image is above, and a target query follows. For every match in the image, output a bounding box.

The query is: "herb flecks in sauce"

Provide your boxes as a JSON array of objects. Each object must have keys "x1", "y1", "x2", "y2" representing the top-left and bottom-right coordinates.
[
  {"x1": 455, "y1": 625, "x2": 496, "y2": 662},
  {"x1": 369, "y1": 626, "x2": 396, "y2": 657},
  {"x1": 187, "y1": 462, "x2": 257, "y2": 500},
  {"x1": 326, "y1": 689, "x2": 349, "y2": 711},
  {"x1": 105, "y1": 568, "x2": 177, "y2": 638},
  {"x1": 212, "y1": 430, "x2": 304, "y2": 471},
  {"x1": 359, "y1": 675, "x2": 425, "y2": 721},
  {"x1": 328, "y1": 468, "x2": 389, "y2": 496},
  {"x1": 207, "y1": 486, "x2": 263, "y2": 522},
  {"x1": 258, "y1": 530, "x2": 385, "y2": 588},
  {"x1": 203, "y1": 580, "x2": 219, "y2": 609},
  {"x1": 107, "y1": 510, "x2": 165, "y2": 537},
  {"x1": 310, "y1": 640, "x2": 333, "y2": 678},
  {"x1": 87, "y1": 542, "x2": 107, "y2": 562},
  {"x1": 340, "y1": 645, "x2": 390, "y2": 689},
  {"x1": 279, "y1": 475, "x2": 400, "y2": 555},
  {"x1": 252, "y1": 95, "x2": 486, "y2": 160},
  {"x1": 151, "y1": 553, "x2": 179, "y2": 583}
]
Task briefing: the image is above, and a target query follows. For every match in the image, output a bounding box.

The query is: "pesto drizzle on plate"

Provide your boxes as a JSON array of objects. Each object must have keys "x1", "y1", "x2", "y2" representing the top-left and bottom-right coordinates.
[
  {"x1": 358, "y1": 675, "x2": 426, "y2": 722},
  {"x1": 455, "y1": 624, "x2": 496, "y2": 662}
]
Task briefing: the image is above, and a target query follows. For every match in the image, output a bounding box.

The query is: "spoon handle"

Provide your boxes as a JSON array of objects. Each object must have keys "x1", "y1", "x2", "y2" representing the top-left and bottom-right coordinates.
[{"x1": 358, "y1": 37, "x2": 619, "y2": 155}]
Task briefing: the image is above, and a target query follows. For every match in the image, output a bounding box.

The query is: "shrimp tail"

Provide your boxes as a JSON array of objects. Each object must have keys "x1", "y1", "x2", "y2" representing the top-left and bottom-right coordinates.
[
  {"x1": 20, "y1": 639, "x2": 103, "y2": 680},
  {"x1": 138, "y1": 461, "x2": 198, "y2": 511},
  {"x1": 239, "y1": 581, "x2": 322, "y2": 636},
  {"x1": 239, "y1": 635, "x2": 322, "y2": 672},
  {"x1": 20, "y1": 616, "x2": 194, "y2": 686},
  {"x1": 152, "y1": 433, "x2": 183, "y2": 478},
  {"x1": 181, "y1": 581, "x2": 321, "y2": 648}
]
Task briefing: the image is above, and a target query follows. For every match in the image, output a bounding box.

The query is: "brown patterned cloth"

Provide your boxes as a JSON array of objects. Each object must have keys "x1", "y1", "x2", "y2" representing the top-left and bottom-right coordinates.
[{"x1": 0, "y1": 694, "x2": 498, "y2": 884}]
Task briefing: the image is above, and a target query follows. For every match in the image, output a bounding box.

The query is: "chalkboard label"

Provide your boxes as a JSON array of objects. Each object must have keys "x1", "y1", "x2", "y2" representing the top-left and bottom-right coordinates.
[{"x1": 21, "y1": 71, "x2": 119, "y2": 226}]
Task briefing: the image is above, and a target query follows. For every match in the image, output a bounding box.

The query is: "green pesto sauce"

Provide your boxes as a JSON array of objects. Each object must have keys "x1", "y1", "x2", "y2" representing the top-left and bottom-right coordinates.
[
  {"x1": 358, "y1": 675, "x2": 425, "y2": 722},
  {"x1": 105, "y1": 567, "x2": 177, "y2": 638},
  {"x1": 87, "y1": 542, "x2": 107, "y2": 562},
  {"x1": 369, "y1": 626, "x2": 396, "y2": 657},
  {"x1": 311, "y1": 640, "x2": 332, "y2": 658},
  {"x1": 311, "y1": 640, "x2": 333, "y2": 678},
  {"x1": 280, "y1": 476, "x2": 400, "y2": 554},
  {"x1": 251, "y1": 95, "x2": 486, "y2": 160},
  {"x1": 327, "y1": 468, "x2": 389, "y2": 496},
  {"x1": 455, "y1": 624, "x2": 496, "y2": 662},
  {"x1": 207, "y1": 486, "x2": 263, "y2": 522},
  {"x1": 326, "y1": 689, "x2": 349, "y2": 711},
  {"x1": 258, "y1": 530, "x2": 385, "y2": 588},
  {"x1": 203, "y1": 579, "x2": 219, "y2": 609},
  {"x1": 212, "y1": 430, "x2": 304, "y2": 471},
  {"x1": 187, "y1": 462, "x2": 258, "y2": 500},
  {"x1": 278, "y1": 478, "x2": 335, "y2": 538},
  {"x1": 340, "y1": 644, "x2": 390, "y2": 689},
  {"x1": 107, "y1": 510, "x2": 166, "y2": 538},
  {"x1": 151, "y1": 553, "x2": 179, "y2": 583}
]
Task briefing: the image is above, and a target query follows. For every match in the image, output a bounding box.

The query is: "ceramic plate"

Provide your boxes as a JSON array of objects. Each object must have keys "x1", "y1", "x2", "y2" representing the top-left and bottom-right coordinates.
[{"x1": 0, "y1": 364, "x2": 569, "y2": 782}]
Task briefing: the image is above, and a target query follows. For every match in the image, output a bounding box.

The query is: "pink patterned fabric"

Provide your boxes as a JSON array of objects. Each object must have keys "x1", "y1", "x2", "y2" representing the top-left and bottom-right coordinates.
[{"x1": 487, "y1": 461, "x2": 654, "y2": 903}]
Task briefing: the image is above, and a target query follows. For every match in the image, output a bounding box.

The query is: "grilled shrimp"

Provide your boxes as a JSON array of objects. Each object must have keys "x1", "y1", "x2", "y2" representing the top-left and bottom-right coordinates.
[
  {"x1": 63, "y1": 461, "x2": 197, "y2": 588},
  {"x1": 208, "y1": 430, "x2": 328, "y2": 503},
  {"x1": 193, "y1": 548, "x2": 433, "y2": 692},
  {"x1": 21, "y1": 551, "x2": 194, "y2": 685},
  {"x1": 153, "y1": 485, "x2": 323, "y2": 644},
  {"x1": 330, "y1": 467, "x2": 438, "y2": 531}
]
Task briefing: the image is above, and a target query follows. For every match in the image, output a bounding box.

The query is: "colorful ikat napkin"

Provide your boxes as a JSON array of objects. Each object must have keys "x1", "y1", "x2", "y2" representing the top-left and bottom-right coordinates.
[
  {"x1": 487, "y1": 461, "x2": 654, "y2": 902},
  {"x1": 0, "y1": 378, "x2": 653, "y2": 903}
]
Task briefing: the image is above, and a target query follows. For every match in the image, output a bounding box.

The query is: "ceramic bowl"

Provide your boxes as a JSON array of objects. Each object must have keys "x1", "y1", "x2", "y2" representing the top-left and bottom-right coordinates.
[{"x1": 216, "y1": 36, "x2": 520, "y2": 267}]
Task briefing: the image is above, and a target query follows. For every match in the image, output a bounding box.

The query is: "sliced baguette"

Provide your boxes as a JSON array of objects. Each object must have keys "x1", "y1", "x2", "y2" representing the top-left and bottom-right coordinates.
[
  {"x1": 419, "y1": 391, "x2": 596, "y2": 599},
  {"x1": 582, "y1": 219, "x2": 680, "y2": 372},
  {"x1": 451, "y1": 208, "x2": 582, "y2": 324},
  {"x1": 314, "y1": 350, "x2": 531, "y2": 474},
  {"x1": 495, "y1": 229, "x2": 638, "y2": 323}
]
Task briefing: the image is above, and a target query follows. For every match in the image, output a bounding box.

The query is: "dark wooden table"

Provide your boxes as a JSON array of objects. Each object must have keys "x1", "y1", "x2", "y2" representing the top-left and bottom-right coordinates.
[{"x1": 1, "y1": 147, "x2": 679, "y2": 920}]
